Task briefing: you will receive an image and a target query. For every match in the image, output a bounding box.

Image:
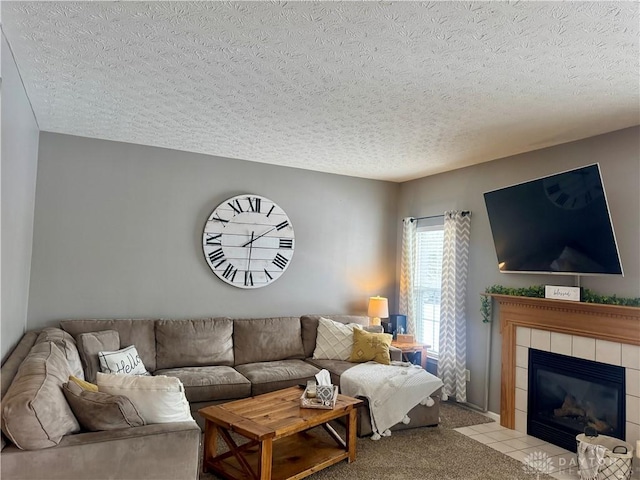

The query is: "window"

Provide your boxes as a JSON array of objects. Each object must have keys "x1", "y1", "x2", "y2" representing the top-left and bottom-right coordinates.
[{"x1": 414, "y1": 221, "x2": 444, "y2": 358}]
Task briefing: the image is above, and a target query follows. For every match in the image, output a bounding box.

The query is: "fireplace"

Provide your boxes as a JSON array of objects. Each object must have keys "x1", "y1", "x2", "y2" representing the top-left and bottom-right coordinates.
[{"x1": 527, "y1": 348, "x2": 626, "y2": 452}]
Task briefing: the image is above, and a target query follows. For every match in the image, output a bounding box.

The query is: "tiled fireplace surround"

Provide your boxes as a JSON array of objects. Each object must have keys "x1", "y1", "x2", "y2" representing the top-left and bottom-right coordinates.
[{"x1": 495, "y1": 294, "x2": 640, "y2": 450}]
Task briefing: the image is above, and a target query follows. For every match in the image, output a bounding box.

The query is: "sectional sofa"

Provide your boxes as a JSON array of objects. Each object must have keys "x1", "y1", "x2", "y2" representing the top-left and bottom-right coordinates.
[{"x1": 1, "y1": 314, "x2": 441, "y2": 480}]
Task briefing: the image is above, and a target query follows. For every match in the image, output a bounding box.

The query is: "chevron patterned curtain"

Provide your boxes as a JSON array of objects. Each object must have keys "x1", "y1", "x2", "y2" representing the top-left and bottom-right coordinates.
[
  {"x1": 438, "y1": 210, "x2": 471, "y2": 403},
  {"x1": 399, "y1": 217, "x2": 417, "y2": 336}
]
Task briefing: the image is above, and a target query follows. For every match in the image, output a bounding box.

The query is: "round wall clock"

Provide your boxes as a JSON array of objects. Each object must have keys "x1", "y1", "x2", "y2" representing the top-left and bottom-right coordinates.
[{"x1": 202, "y1": 194, "x2": 295, "y2": 289}]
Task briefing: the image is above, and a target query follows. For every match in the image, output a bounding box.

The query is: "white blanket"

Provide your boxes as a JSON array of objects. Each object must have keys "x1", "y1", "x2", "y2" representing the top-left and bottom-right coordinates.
[{"x1": 340, "y1": 361, "x2": 443, "y2": 439}]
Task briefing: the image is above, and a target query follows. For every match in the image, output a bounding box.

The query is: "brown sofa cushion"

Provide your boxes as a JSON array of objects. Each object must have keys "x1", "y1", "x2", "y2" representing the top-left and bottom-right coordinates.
[
  {"x1": 62, "y1": 381, "x2": 145, "y2": 431},
  {"x1": 1, "y1": 342, "x2": 80, "y2": 450},
  {"x1": 60, "y1": 319, "x2": 157, "y2": 372},
  {"x1": 155, "y1": 318, "x2": 233, "y2": 370},
  {"x1": 155, "y1": 365, "x2": 251, "y2": 403},
  {"x1": 76, "y1": 330, "x2": 120, "y2": 383},
  {"x1": 233, "y1": 317, "x2": 304, "y2": 365},
  {"x1": 235, "y1": 360, "x2": 319, "y2": 396},
  {"x1": 35, "y1": 328, "x2": 85, "y2": 380},
  {"x1": 304, "y1": 358, "x2": 358, "y2": 387},
  {"x1": 301, "y1": 315, "x2": 370, "y2": 358}
]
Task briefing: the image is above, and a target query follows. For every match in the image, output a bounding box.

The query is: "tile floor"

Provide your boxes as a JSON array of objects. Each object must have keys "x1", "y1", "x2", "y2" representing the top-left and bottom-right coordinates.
[{"x1": 454, "y1": 422, "x2": 581, "y2": 479}]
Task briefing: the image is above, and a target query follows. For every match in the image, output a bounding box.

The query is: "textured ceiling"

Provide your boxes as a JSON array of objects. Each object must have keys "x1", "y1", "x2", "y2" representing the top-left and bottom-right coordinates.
[{"x1": 2, "y1": 1, "x2": 639, "y2": 182}]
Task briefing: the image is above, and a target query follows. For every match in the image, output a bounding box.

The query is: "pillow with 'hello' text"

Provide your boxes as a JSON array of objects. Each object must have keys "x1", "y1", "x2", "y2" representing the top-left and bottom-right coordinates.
[{"x1": 98, "y1": 345, "x2": 149, "y2": 376}]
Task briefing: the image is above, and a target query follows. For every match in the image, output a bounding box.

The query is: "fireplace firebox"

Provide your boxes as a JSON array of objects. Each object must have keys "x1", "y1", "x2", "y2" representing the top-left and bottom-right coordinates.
[{"x1": 527, "y1": 349, "x2": 625, "y2": 452}]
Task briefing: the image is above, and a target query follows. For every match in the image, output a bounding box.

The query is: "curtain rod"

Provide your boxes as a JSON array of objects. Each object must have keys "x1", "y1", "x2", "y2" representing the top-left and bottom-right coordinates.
[{"x1": 410, "y1": 210, "x2": 470, "y2": 222}]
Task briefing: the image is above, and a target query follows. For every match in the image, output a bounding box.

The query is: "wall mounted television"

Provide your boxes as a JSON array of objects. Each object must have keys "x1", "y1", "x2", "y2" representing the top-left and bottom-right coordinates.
[{"x1": 483, "y1": 164, "x2": 623, "y2": 276}]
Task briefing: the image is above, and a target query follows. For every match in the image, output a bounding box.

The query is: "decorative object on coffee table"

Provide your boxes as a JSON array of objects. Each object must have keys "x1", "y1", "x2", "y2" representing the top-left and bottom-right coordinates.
[
  {"x1": 199, "y1": 387, "x2": 362, "y2": 480},
  {"x1": 300, "y1": 384, "x2": 338, "y2": 409}
]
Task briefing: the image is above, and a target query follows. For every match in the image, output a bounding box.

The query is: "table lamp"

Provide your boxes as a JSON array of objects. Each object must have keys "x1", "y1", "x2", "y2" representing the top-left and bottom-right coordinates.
[{"x1": 368, "y1": 296, "x2": 389, "y2": 326}]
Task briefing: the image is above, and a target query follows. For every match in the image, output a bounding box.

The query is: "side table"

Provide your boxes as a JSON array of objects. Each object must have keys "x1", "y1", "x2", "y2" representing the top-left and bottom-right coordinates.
[{"x1": 391, "y1": 341, "x2": 429, "y2": 370}]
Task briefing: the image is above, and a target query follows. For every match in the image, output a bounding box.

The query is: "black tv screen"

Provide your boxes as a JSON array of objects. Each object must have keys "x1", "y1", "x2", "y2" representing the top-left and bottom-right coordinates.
[{"x1": 483, "y1": 164, "x2": 623, "y2": 275}]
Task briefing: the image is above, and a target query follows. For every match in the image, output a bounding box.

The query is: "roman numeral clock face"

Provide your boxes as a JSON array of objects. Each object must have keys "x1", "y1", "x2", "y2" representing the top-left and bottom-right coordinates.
[{"x1": 202, "y1": 195, "x2": 295, "y2": 289}]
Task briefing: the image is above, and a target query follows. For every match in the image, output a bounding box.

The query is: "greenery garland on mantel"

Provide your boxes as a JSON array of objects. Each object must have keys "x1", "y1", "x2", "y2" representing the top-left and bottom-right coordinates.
[{"x1": 480, "y1": 285, "x2": 640, "y2": 323}]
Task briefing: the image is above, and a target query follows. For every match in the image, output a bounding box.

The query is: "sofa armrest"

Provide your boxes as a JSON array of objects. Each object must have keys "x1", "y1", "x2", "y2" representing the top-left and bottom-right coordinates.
[
  {"x1": 389, "y1": 345, "x2": 402, "y2": 362},
  {"x1": 0, "y1": 422, "x2": 201, "y2": 480},
  {"x1": 363, "y1": 325, "x2": 383, "y2": 333}
]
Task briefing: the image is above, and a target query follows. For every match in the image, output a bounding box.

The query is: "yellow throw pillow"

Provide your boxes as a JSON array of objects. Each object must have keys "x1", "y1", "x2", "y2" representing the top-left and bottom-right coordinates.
[
  {"x1": 350, "y1": 328, "x2": 392, "y2": 365},
  {"x1": 69, "y1": 375, "x2": 98, "y2": 392}
]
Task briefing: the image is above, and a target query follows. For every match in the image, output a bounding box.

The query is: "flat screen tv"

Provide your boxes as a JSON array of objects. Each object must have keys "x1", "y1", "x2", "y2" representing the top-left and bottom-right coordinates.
[{"x1": 483, "y1": 164, "x2": 623, "y2": 276}]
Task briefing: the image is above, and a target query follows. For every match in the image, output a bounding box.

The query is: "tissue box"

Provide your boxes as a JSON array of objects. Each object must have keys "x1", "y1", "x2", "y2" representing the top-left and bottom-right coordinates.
[{"x1": 300, "y1": 385, "x2": 338, "y2": 409}]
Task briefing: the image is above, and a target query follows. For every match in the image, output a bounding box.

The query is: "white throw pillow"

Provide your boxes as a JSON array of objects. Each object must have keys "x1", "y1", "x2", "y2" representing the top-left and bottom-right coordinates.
[
  {"x1": 313, "y1": 317, "x2": 362, "y2": 361},
  {"x1": 98, "y1": 345, "x2": 150, "y2": 376},
  {"x1": 96, "y1": 372, "x2": 194, "y2": 424}
]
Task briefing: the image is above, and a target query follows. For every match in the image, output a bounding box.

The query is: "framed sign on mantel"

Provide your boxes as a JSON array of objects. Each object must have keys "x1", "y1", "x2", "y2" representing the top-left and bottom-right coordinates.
[{"x1": 202, "y1": 194, "x2": 295, "y2": 289}]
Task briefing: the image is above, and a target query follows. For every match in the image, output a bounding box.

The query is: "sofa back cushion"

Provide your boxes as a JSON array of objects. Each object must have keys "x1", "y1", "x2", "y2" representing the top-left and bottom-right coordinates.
[
  {"x1": 300, "y1": 315, "x2": 370, "y2": 358},
  {"x1": 35, "y1": 327, "x2": 85, "y2": 380},
  {"x1": 155, "y1": 318, "x2": 234, "y2": 370},
  {"x1": 233, "y1": 317, "x2": 304, "y2": 366},
  {"x1": 60, "y1": 319, "x2": 157, "y2": 372},
  {"x1": 1, "y1": 342, "x2": 80, "y2": 450}
]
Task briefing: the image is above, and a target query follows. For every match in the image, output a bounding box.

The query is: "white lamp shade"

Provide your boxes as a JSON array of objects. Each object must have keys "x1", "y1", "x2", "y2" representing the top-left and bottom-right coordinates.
[{"x1": 368, "y1": 296, "x2": 389, "y2": 319}]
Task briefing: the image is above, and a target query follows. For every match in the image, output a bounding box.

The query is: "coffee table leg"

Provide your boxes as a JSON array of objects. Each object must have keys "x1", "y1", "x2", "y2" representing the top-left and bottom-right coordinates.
[
  {"x1": 203, "y1": 419, "x2": 218, "y2": 473},
  {"x1": 345, "y1": 409, "x2": 357, "y2": 463},
  {"x1": 258, "y1": 438, "x2": 273, "y2": 480}
]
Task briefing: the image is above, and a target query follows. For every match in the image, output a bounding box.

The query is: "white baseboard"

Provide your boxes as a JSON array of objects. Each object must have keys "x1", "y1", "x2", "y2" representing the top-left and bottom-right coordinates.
[
  {"x1": 484, "y1": 410, "x2": 500, "y2": 423},
  {"x1": 459, "y1": 402, "x2": 501, "y2": 423}
]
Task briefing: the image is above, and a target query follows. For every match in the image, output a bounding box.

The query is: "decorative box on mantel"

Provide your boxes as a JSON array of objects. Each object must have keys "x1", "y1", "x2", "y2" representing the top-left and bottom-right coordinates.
[{"x1": 492, "y1": 294, "x2": 640, "y2": 450}]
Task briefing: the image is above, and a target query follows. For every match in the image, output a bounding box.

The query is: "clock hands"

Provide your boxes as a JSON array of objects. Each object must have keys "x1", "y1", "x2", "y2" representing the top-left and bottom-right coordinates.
[
  {"x1": 246, "y1": 231, "x2": 254, "y2": 270},
  {"x1": 245, "y1": 231, "x2": 255, "y2": 287},
  {"x1": 241, "y1": 226, "x2": 276, "y2": 248}
]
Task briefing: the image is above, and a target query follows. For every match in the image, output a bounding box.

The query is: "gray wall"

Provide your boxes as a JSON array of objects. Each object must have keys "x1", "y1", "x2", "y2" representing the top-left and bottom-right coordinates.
[
  {"x1": 397, "y1": 126, "x2": 640, "y2": 414},
  {"x1": 1, "y1": 33, "x2": 40, "y2": 361},
  {"x1": 27, "y1": 133, "x2": 398, "y2": 328}
]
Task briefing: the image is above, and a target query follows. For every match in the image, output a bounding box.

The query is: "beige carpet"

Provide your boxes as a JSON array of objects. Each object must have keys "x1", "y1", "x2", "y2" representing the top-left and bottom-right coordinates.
[{"x1": 200, "y1": 401, "x2": 554, "y2": 480}]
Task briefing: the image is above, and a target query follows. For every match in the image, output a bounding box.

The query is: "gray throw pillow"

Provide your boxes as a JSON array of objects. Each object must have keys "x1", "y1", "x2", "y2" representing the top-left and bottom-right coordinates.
[
  {"x1": 76, "y1": 330, "x2": 120, "y2": 383},
  {"x1": 62, "y1": 381, "x2": 145, "y2": 431}
]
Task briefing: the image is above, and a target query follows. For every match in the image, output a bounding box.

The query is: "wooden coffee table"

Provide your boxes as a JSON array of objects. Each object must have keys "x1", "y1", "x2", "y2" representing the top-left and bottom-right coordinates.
[{"x1": 199, "y1": 386, "x2": 363, "y2": 480}]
